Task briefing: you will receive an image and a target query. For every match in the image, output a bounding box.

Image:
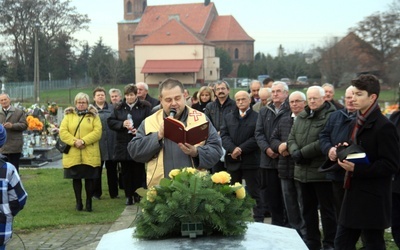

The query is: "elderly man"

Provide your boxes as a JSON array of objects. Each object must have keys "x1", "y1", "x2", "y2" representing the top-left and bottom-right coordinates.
[
  {"x1": 128, "y1": 78, "x2": 222, "y2": 187},
  {"x1": 0, "y1": 93, "x2": 27, "y2": 172},
  {"x1": 270, "y1": 91, "x2": 307, "y2": 238},
  {"x1": 322, "y1": 83, "x2": 343, "y2": 110},
  {"x1": 136, "y1": 82, "x2": 160, "y2": 108},
  {"x1": 287, "y1": 86, "x2": 336, "y2": 250},
  {"x1": 319, "y1": 86, "x2": 357, "y2": 218},
  {"x1": 255, "y1": 81, "x2": 290, "y2": 226},
  {"x1": 109, "y1": 88, "x2": 122, "y2": 105},
  {"x1": 249, "y1": 80, "x2": 262, "y2": 106},
  {"x1": 253, "y1": 88, "x2": 271, "y2": 112},
  {"x1": 220, "y1": 91, "x2": 262, "y2": 222}
]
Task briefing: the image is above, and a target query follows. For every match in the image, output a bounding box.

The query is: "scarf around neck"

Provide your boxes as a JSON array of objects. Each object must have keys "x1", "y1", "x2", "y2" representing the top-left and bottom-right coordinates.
[{"x1": 351, "y1": 100, "x2": 379, "y2": 143}]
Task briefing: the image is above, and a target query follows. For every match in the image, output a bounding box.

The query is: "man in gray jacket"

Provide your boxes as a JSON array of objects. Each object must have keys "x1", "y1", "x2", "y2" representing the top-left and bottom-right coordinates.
[
  {"x1": 128, "y1": 78, "x2": 222, "y2": 187},
  {"x1": 287, "y1": 86, "x2": 336, "y2": 250},
  {"x1": 0, "y1": 93, "x2": 27, "y2": 172}
]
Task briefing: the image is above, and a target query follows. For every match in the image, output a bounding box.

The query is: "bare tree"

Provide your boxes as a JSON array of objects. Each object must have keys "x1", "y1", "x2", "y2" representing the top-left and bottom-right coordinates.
[
  {"x1": 0, "y1": 0, "x2": 90, "y2": 80},
  {"x1": 350, "y1": 11, "x2": 400, "y2": 60},
  {"x1": 349, "y1": 11, "x2": 400, "y2": 85}
]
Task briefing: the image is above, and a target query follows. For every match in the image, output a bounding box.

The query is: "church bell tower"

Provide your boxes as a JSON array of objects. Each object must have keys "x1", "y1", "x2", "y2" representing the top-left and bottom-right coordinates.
[
  {"x1": 124, "y1": 0, "x2": 147, "y2": 20},
  {"x1": 119, "y1": 0, "x2": 147, "y2": 60}
]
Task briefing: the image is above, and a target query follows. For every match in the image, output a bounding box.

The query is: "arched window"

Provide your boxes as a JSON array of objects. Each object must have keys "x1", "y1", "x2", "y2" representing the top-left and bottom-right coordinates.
[
  {"x1": 127, "y1": 1, "x2": 132, "y2": 14},
  {"x1": 234, "y1": 48, "x2": 239, "y2": 59},
  {"x1": 142, "y1": 1, "x2": 147, "y2": 11}
]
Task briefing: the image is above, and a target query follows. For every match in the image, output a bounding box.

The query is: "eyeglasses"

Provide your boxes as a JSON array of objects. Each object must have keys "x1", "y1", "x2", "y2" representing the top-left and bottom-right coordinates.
[{"x1": 289, "y1": 100, "x2": 305, "y2": 104}]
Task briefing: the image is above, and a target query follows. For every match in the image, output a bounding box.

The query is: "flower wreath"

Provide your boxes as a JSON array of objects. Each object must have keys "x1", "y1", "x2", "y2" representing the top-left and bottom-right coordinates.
[{"x1": 134, "y1": 168, "x2": 255, "y2": 239}]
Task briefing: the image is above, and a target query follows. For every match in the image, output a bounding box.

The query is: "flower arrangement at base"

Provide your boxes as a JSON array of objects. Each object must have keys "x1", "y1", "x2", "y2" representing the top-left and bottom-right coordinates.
[
  {"x1": 134, "y1": 168, "x2": 255, "y2": 239},
  {"x1": 26, "y1": 115, "x2": 43, "y2": 131}
]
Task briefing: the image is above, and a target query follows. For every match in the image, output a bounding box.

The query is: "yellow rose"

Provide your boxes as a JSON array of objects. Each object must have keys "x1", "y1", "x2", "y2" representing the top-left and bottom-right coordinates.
[
  {"x1": 146, "y1": 187, "x2": 157, "y2": 202},
  {"x1": 197, "y1": 170, "x2": 208, "y2": 178},
  {"x1": 230, "y1": 182, "x2": 246, "y2": 199},
  {"x1": 169, "y1": 169, "x2": 181, "y2": 179},
  {"x1": 211, "y1": 171, "x2": 231, "y2": 184},
  {"x1": 182, "y1": 167, "x2": 197, "y2": 174}
]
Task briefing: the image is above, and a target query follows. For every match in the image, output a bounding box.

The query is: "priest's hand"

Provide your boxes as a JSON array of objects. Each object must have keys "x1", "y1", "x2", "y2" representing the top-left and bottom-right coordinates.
[
  {"x1": 178, "y1": 143, "x2": 198, "y2": 157},
  {"x1": 158, "y1": 121, "x2": 164, "y2": 140}
]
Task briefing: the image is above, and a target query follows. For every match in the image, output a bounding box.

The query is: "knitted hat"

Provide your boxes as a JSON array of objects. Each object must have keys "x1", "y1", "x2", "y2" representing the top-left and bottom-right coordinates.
[{"x1": 0, "y1": 125, "x2": 7, "y2": 147}]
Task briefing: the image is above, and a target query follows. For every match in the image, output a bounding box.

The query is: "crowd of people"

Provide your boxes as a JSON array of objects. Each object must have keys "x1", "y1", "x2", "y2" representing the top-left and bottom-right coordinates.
[{"x1": 2, "y1": 74, "x2": 396, "y2": 249}]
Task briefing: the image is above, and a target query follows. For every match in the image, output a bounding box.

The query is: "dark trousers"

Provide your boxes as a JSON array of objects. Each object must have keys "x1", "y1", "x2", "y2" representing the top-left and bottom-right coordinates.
[
  {"x1": 335, "y1": 225, "x2": 385, "y2": 250},
  {"x1": 281, "y1": 179, "x2": 306, "y2": 238},
  {"x1": 212, "y1": 160, "x2": 226, "y2": 173},
  {"x1": 4, "y1": 153, "x2": 21, "y2": 172},
  {"x1": 120, "y1": 160, "x2": 146, "y2": 199},
  {"x1": 104, "y1": 160, "x2": 119, "y2": 198},
  {"x1": 299, "y1": 181, "x2": 337, "y2": 250},
  {"x1": 332, "y1": 180, "x2": 345, "y2": 220},
  {"x1": 259, "y1": 168, "x2": 285, "y2": 226},
  {"x1": 228, "y1": 168, "x2": 263, "y2": 222},
  {"x1": 92, "y1": 163, "x2": 103, "y2": 198},
  {"x1": 393, "y1": 192, "x2": 400, "y2": 248}
]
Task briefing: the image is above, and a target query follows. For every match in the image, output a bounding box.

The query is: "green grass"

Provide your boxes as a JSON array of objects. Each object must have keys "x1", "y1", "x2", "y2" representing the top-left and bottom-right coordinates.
[
  {"x1": 21, "y1": 83, "x2": 399, "y2": 108},
  {"x1": 14, "y1": 168, "x2": 126, "y2": 233}
]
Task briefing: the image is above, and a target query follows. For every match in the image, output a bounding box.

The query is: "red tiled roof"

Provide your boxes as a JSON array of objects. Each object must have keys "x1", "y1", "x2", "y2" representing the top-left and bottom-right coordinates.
[
  {"x1": 134, "y1": 3, "x2": 216, "y2": 36},
  {"x1": 136, "y1": 19, "x2": 209, "y2": 45},
  {"x1": 141, "y1": 60, "x2": 203, "y2": 73},
  {"x1": 206, "y1": 15, "x2": 254, "y2": 41}
]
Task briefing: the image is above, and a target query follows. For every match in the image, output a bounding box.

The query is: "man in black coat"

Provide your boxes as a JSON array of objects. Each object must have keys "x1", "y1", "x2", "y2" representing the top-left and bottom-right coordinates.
[
  {"x1": 319, "y1": 86, "x2": 356, "y2": 218},
  {"x1": 255, "y1": 81, "x2": 290, "y2": 226},
  {"x1": 389, "y1": 110, "x2": 400, "y2": 248},
  {"x1": 204, "y1": 81, "x2": 236, "y2": 173},
  {"x1": 136, "y1": 82, "x2": 160, "y2": 108},
  {"x1": 270, "y1": 90, "x2": 307, "y2": 238},
  {"x1": 335, "y1": 74, "x2": 400, "y2": 249},
  {"x1": 220, "y1": 91, "x2": 262, "y2": 222}
]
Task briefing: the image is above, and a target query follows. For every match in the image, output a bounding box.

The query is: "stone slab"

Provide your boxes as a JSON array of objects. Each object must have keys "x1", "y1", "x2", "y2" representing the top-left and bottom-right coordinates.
[{"x1": 97, "y1": 223, "x2": 307, "y2": 250}]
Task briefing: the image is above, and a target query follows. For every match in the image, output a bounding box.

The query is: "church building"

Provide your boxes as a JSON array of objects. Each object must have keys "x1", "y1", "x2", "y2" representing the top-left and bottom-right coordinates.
[{"x1": 118, "y1": 0, "x2": 254, "y2": 85}]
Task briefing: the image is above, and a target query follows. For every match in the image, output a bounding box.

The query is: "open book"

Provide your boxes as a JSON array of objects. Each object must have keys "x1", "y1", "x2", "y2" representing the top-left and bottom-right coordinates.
[
  {"x1": 345, "y1": 152, "x2": 370, "y2": 165},
  {"x1": 164, "y1": 117, "x2": 209, "y2": 145}
]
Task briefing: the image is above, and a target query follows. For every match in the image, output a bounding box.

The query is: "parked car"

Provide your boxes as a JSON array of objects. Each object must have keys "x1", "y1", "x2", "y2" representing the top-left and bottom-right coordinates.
[
  {"x1": 257, "y1": 75, "x2": 270, "y2": 84},
  {"x1": 296, "y1": 76, "x2": 308, "y2": 85},
  {"x1": 280, "y1": 78, "x2": 292, "y2": 85},
  {"x1": 239, "y1": 78, "x2": 252, "y2": 87}
]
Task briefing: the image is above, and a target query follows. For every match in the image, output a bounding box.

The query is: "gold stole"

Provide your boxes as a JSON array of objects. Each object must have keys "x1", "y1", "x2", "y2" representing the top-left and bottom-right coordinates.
[{"x1": 144, "y1": 107, "x2": 207, "y2": 187}]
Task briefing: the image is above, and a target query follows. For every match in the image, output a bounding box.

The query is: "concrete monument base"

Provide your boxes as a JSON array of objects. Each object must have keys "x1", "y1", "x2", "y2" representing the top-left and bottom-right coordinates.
[{"x1": 96, "y1": 222, "x2": 307, "y2": 249}]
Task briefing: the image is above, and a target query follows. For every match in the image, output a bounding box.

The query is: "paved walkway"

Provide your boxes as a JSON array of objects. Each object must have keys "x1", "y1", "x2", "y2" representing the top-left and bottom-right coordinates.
[
  {"x1": 8, "y1": 205, "x2": 139, "y2": 250},
  {"x1": 8, "y1": 159, "x2": 138, "y2": 250}
]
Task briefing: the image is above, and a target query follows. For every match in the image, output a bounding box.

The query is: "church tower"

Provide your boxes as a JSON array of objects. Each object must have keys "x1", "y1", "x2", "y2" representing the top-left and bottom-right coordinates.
[
  {"x1": 118, "y1": 0, "x2": 147, "y2": 60},
  {"x1": 124, "y1": 0, "x2": 147, "y2": 20}
]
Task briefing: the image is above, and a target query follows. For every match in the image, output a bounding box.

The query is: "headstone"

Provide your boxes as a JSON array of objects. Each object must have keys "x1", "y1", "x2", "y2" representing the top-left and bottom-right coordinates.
[{"x1": 97, "y1": 223, "x2": 307, "y2": 250}]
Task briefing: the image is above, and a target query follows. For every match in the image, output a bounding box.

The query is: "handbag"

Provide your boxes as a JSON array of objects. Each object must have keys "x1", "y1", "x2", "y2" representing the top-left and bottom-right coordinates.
[
  {"x1": 55, "y1": 139, "x2": 71, "y2": 154},
  {"x1": 56, "y1": 115, "x2": 85, "y2": 154}
]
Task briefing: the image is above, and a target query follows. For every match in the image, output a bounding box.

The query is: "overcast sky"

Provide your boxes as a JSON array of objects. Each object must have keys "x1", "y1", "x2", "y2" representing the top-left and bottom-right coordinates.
[{"x1": 70, "y1": 0, "x2": 394, "y2": 56}]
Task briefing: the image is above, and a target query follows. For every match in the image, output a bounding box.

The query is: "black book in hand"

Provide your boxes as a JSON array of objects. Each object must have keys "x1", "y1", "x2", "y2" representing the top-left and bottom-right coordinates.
[
  {"x1": 345, "y1": 152, "x2": 370, "y2": 165},
  {"x1": 337, "y1": 144, "x2": 369, "y2": 165}
]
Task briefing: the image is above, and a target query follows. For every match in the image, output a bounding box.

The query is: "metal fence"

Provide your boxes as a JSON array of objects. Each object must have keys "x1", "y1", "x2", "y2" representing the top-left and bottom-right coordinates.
[{"x1": 4, "y1": 78, "x2": 91, "y2": 101}]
